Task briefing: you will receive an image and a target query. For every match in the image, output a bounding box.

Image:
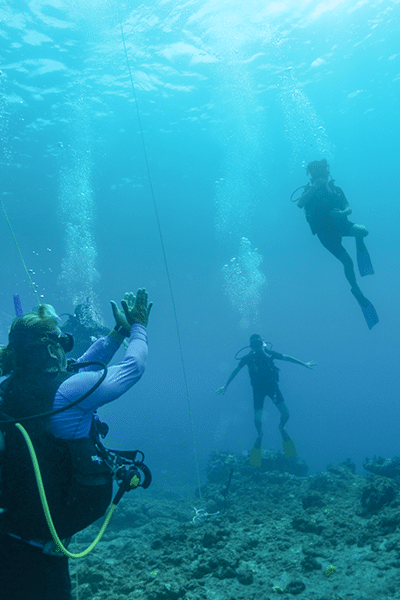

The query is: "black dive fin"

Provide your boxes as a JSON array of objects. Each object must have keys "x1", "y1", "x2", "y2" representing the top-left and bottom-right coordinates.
[
  {"x1": 351, "y1": 289, "x2": 379, "y2": 330},
  {"x1": 356, "y1": 239, "x2": 374, "y2": 276}
]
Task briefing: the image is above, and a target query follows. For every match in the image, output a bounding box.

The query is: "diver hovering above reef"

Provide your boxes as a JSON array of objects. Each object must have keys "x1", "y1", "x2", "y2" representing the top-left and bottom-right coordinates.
[
  {"x1": 294, "y1": 159, "x2": 378, "y2": 329},
  {"x1": 216, "y1": 334, "x2": 316, "y2": 467},
  {"x1": 0, "y1": 288, "x2": 152, "y2": 600}
]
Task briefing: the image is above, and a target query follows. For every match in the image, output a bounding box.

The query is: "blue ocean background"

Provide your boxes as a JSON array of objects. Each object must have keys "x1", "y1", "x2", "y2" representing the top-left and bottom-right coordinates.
[{"x1": 1, "y1": 0, "x2": 399, "y2": 492}]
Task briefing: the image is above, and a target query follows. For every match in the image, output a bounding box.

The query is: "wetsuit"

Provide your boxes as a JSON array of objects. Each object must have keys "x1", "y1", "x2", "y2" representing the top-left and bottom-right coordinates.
[
  {"x1": 301, "y1": 181, "x2": 355, "y2": 258},
  {"x1": 60, "y1": 304, "x2": 110, "y2": 358},
  {"x1": 239, "y1": 347, "x2": 284, "y2": 410},
  {"x1": 0, "y1": 324, "x2": 147, "y2": 600}
]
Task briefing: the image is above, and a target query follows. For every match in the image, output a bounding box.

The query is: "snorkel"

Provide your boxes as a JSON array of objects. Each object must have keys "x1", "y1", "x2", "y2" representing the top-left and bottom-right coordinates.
[{"x1": 13, "y1": 294, "x2": 23, "y2": 317}]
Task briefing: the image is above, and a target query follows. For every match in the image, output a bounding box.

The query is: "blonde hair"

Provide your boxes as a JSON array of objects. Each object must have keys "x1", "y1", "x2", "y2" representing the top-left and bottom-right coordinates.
[{"x1": 0, "y1": 306, "x2": 59, "y2": 375}]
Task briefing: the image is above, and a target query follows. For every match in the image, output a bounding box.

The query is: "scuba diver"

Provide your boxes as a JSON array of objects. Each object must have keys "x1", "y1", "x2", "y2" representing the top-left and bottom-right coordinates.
[
  {"x1": 295, "y1": 159, "x2": 378, "y2": 329},
  {"x1": 0, "y1": 288, "x2": 152, "y2": 600},
  {"x1": 60, "y1": 302, "x2": 111, "y2": 358},
  {"x1": 216, "y1": 333, "x2": 316, "y2": 466}
]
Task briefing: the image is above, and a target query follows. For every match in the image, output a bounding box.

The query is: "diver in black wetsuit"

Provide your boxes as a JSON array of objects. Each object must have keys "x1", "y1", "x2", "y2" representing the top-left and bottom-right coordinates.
[
  {"x1": 296, "y1": 159, "x2": 378, "y2": 329},
  {"x1": 216, "y1": 334, "x2": 316, "y2": 460},
  {"x1": 60, "y1": 303, "x2": 110, "y2": 357}
]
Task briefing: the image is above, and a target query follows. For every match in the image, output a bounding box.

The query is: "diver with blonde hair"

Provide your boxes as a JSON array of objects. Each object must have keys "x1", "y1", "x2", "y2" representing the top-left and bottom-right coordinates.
[{"x1": 0, "y1": 289, "x2": 152, "y2": 600}]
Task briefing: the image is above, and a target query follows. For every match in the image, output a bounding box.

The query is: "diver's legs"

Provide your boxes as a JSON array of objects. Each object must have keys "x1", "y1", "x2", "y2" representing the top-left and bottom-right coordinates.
[
  {"x1": 277, "y1": 401, "x2": 290, "y2": 440},
  {"x1": 254, "y1": 409, "x2": 263, "y2": 447},
  {"x1": 319, "y1": 233, "x2": 369, "y2": 302},
  {"x1": 253, "y1": 388, "x2": 265, "y2": 447},
  {"x1": 349, "y1": 224, "x2": 368, "y2": 239},
  {"x1": 336, "y1": 249, "x2": 369, "y2": 303},
  {"x1": 337, "y1": 249, "x2": 358, "y2": 288},
  {"x1": 318, "y1": 233, "x2": 360, "y2": 291}
]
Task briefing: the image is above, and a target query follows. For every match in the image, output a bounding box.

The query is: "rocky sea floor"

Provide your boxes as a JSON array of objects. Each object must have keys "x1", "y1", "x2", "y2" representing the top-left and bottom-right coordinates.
[{"x1": 70, "y1": 452, "x2": 400, "y2": 600}]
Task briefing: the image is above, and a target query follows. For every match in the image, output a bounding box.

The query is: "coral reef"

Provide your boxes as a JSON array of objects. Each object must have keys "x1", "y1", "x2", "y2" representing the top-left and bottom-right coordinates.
[
  {"x1": 363, "y1": 456, "x2": 400, "y2": 479},
  {"x1": 70, "y1": 451, "x2": 400, "y2": 600}
]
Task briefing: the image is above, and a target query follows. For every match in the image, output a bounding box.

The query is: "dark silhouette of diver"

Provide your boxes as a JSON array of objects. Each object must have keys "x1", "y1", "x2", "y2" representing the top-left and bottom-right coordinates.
[
  {"x1": 295, "y1": 159, "x2": 378, "y2": 329},
  {"x1": 216, "y1": 334, "x2": 316, "y2": 465},
  {"x1": 60, "y1": 303, "x2": 111, "y2": 357}
]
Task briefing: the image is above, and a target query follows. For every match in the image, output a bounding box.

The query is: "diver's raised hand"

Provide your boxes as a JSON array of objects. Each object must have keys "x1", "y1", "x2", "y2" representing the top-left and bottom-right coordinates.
[
  {"x1": 304, "y1": 361, "x2": 317, "y2": 369},
  {"x1": 110, "y1": 299, "x2": 131, "y2": 331},
  {"x1": 216, "y1": 386, "x2": 226, "y2": 395},
  {"x1": 121, "y1": 288, "x2": 153, "y2": 327}
]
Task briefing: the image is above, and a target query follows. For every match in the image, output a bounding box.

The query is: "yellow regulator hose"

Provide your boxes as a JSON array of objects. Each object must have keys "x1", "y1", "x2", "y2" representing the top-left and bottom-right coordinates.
[{"x1": 16, "y1": 423, "x2": 116, "y2": 559}]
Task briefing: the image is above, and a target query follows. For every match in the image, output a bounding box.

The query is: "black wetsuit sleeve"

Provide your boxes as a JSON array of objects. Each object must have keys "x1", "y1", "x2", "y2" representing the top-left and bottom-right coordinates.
[
  {"x1": 266, "y1": 349, "x2": 284, "y2": 360},
  {"x1": 238, "y1": 355, "x2": 249, "y2": 369}
]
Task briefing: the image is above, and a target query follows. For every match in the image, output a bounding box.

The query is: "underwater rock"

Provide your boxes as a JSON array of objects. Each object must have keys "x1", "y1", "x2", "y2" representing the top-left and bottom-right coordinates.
[
  {"x1": 236, "y1": 565, "x2": 254, "y2": 585},
  {"x1": 285, "y1": 580, "x2": 306, "y2": 595},
  {"x1": 327, "y1": 458, "x2": 356, "y2": 475},
  {"x1": 70, "y1": 452, "x2": 400, "y2": 600},
  {"x1": 206, "y1": 449, "x2": 308, "y2": 484},
  {"x1": 292, "y1": 515, "x2": 324, "y2": 535},
  {"x1": 301, "y1": 491, "x2": 326, "y2": 509},
  {"x1": 301, "y1": 555, "x2": 323, "y2": 572},
  {"x1": 360, "y1": 476, "x2": 398, "y2": 514},
  {"x1": 363, "y1": 456, "x2": 400, "y2": 479}
]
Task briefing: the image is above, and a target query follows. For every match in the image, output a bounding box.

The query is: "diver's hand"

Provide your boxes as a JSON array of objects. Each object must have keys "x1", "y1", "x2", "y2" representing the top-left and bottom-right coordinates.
[
  {"x1": 110, "y1": 300, "x2": 131, "y2": 330},
  {"x1": 121, "y1": 288, "x2": 153, "y2": 327},
  {"x1": 216, "y1": 386, "x2": 226, "y2": 395},
  {"x1": 305, "y1": 361, "x2": 317, "y2": 369}
]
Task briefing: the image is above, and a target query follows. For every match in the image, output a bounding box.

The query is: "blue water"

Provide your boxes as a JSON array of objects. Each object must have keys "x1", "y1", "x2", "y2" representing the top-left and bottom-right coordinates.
[{"x1": 1, "y1": 0, "x2": 399, "y2": 490}]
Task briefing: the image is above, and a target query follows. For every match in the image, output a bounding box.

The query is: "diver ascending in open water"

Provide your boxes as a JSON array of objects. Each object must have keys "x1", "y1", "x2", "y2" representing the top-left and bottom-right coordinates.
[{"x1": 294, "y1": 159, "x2": 378, "y2": 329}]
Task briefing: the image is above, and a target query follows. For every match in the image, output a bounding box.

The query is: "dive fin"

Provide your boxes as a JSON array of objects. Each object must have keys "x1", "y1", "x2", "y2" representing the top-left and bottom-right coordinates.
[
  {"x1": 356, "y1": 239, "x2": 374, "y2": 277},
  {"x1": 351, "y1": 288, "x2": 379, "y2": 330},
  {"x1": 249, "y1": 440, "x2": 262, "y2": 468},
  {"x1": 281, "y1": 434, "x2": 297, "y2": 459}
]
